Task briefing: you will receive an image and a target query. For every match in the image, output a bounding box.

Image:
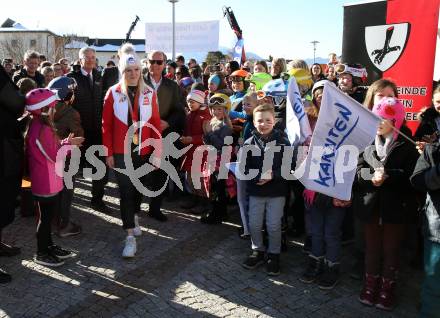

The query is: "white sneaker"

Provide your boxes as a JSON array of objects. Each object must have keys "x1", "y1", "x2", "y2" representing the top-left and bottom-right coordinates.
[
  {"x1": 133, "y1": 215, "x2": 142, "y2": 236},
  {"x1": 122, "y1": 236, "x2": 136, "y2": 258}
]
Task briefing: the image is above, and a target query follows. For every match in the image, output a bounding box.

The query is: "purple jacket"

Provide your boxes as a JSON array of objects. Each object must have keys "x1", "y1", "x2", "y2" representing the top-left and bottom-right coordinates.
[{"x1": 26, "y1": 119, "x2": 70, "y2": 197}]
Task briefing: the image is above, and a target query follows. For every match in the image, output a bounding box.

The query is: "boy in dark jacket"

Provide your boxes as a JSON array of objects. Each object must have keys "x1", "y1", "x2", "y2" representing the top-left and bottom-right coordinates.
[
  {"x1": 241, "y1": 104, "x2": 293, "y2": 276},
  {"x1": 410, "y1": 142, "x2": 440, "y2": 318},
  {"x1": 48, "y1": 77, "x2": 84, "y2": 237}
]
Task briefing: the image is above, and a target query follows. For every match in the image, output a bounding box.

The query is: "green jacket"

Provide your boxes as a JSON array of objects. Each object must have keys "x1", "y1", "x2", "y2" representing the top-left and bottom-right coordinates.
[{"x1": 144, "y1": 74, "x2": 186, "y2": 136}]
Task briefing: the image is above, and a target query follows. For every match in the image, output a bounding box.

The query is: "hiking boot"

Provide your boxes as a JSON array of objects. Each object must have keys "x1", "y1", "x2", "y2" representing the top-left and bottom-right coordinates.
[
  {"x1": 49, "y1": 245, "x2": 75, "y2": 260},
  {"x1": 299, "y1": 255, "x2": 324, "y2": 284},
  {"x1": 266, "y1": 253, "x2": 280, "y2": 276},
  {"x1": 318, "y1": 261, "x2": 340, "y2": 290},
  {"x1": 34, "y1": 252, "x2": 64, "y2": 267},
  {"x1": 0, "y1": 242, "x2": 21, "y2": 257},
  {"x1": 359, "y1": 273, "x2": 379, "y2": 306},
  {"x1": 57, "y1": 222, "x2": 81, "y2": 238},
  {"x1": 0, "y1": 268, "x2": 11, "y2": 284},
  {"x1": 376, "y1": 277, "x2": 396, "y2": 311},
  {"x1": 122, "y1": 236, "x2": 137, "y2": 258},
  {"x1": 242, "y1": 250, "x2": 265, "y2": 270}
]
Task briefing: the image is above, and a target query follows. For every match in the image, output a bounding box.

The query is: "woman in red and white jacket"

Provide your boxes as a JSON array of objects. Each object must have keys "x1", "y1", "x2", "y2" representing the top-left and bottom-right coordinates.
[{"x1": 102, "y1": 52, "x2": 162, "y2": 258}]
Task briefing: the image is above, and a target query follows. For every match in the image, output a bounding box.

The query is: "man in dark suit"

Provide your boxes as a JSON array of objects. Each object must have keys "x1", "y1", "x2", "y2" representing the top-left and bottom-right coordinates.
[
  {"x1": 68, "y1": 47, "x2": 109, "y2": 212},
  {"x1": 144, "y1": 50, "x2": 186, "y2": 222}
]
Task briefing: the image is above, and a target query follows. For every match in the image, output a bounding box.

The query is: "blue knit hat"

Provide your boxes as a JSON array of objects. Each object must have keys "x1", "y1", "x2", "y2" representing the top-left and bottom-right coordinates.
[{"x1": 208, "y1": 74, "x2": 221, "y2": 87}]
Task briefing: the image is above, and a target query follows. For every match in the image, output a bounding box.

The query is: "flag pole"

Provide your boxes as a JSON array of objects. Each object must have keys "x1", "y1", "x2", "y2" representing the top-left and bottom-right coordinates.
[{"x1": 390, "y1": 125, "x2": 417, "y2": 146}]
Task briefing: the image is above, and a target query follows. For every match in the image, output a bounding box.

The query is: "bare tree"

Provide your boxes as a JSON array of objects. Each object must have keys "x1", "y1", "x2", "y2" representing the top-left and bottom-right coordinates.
[
  {"x1": 62, "y1": 34, "x2": 89, "y2": 62},
  {"x1": 0, "y1": 38, "x2": 30, "y2": 62}
]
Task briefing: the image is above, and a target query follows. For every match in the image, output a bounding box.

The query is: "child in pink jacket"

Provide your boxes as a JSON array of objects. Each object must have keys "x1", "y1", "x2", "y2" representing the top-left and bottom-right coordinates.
[{"x1": 25, "y1": 88, "x2": 83, "y2": 267}]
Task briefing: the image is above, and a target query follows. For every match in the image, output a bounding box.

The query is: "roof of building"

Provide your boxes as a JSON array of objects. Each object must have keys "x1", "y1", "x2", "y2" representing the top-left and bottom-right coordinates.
[
  {"x1": 0, "y1": 18, "x2": 59, "y2": 36},
  {"x1": 65, "y1": 39, "x2": 146, "y2": 52}
]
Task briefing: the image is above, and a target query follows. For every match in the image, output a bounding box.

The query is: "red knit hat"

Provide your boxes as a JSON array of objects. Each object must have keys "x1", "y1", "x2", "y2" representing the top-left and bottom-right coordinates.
[{"x1": 25, "y1": 88, "x2": 57, "y2": 116}]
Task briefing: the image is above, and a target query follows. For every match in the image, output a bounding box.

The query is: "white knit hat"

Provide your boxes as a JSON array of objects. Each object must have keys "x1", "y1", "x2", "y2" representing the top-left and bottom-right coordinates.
[
  {"x1": 187, "y1": 89, "x2": 206, "y2": 105},
  {"x1": 118, "y1": 53, "x2": 141, "y2": 74}
]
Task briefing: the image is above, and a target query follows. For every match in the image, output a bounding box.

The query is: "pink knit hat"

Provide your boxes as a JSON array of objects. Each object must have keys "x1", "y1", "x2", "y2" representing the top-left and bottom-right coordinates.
[
  {"x1": 187, "y1": 89, "x2": 206, "y2": 105},
  {"x1": 372, "y1": 97, "x2": 405, "y2": 139}
]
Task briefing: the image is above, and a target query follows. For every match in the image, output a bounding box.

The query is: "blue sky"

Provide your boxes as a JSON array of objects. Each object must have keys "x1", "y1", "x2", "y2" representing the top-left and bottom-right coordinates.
[{"x1": 1, "y1": 0, "x2": 348, "y2": 60}]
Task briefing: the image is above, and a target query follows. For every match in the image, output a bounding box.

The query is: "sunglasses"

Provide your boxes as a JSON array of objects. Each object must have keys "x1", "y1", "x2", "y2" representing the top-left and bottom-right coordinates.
[
  {"x1": 209, "y1": 96, "x2": 227, "y2": 106},
  {"x1": 149, "y1": 59, "x2": 164, "y2": 66}
]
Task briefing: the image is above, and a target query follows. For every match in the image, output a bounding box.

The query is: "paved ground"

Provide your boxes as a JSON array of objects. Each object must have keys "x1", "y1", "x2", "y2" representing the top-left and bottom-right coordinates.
[{"x1": 0, "y1": 175, "x2": 422, "y2": 318}]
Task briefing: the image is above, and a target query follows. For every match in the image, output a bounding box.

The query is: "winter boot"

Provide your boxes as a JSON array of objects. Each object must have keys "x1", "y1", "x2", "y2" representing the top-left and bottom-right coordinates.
[
  {"x1": 266, "y1": 253, "x2": 280, "y2": 276},
  {"x1": 242, "y1": 250, "x2": 265, "y2": 269},
  {"x1": 359, "y1": 273, "x2": 380, "y2": 306},
  {"x1": 200, "y1": 201, "x2": 225, "y2": 224},
  {"x1": 299, "y1": 255, "x2": 324, "y2": 284},
  {"x1": 318, "y1": 260, "x2": 340, "y2": 290},
  {"x1": 376, "y1": 276, "x2": 397, "y2": 311}
]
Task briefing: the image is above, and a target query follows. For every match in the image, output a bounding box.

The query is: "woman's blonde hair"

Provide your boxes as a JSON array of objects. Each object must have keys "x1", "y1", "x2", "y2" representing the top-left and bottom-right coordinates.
[{"x1": 272, "y1": 57, "x2": 287, "y2": 74}]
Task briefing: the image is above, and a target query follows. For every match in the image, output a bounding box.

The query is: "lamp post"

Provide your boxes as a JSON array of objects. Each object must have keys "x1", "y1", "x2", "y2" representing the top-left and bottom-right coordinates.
[
  {"x1": 168, "y1": 0, "x2": 179, "y2": 61},
  {"x1": 310, "y1": 40, "x2": 319, "y2": 63}
]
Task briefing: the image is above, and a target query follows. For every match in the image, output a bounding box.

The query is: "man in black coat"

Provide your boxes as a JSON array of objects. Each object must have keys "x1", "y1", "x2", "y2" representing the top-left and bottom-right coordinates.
[
  {"x1": 410, "y1": 142, "x2": 440, "y2": 317},
  {"x1": 12, "y1": 50, "x2": 45, "y2": 88},
  {"x1": 67, "y1": 47, "x2": 109, "y2": 212},
  {"x1": 0, "y1": 65, "x2": 25, "y2": 283},
  {"x1": 143, "y1": 50, "x2": 186, "y2": 222}
]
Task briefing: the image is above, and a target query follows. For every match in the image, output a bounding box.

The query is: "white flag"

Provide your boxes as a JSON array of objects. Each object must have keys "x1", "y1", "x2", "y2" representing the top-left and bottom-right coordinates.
[
  {"x1": 294, "y1": 82, "x2": 381, "y2": 200},
  {"x1": 285, "y1": 77, "x2": 312, "y2": 146}
]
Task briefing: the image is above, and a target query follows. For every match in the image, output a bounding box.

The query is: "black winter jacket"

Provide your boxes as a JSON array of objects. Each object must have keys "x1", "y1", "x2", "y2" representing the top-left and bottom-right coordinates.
[
  {"x1": 204, "y1": 125, "x2": 232, "y2": 151},
  {"x1": 67, "y1": 69, "x2": 102, "y2": 146},
  {"x1": 0, "y1": 65, "x2": 25, "y2": 179},
  {"x1": 243, "y1": 129, "x2": 294, "y2": 197},
  {"x1": 353, "y1": 132, "x2": 419, "y2": 224},
  {"x1": 12, "y1": 68, "x2": 45, "y2": 88},
  {"x1": 410, "y1": 143, "x2": 440, "y2": 243},
  {"x1": 414, "y1": 106, "x2": 440, "y2": 141},
  {"x1": 101, "y1": 66, "x2": 119, "y2": 100}
]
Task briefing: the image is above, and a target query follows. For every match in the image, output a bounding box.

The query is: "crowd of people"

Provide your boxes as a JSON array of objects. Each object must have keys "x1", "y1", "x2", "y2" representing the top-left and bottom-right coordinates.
[{"x1": 0, "y1": 46, "x2": 439, "y2": 317}]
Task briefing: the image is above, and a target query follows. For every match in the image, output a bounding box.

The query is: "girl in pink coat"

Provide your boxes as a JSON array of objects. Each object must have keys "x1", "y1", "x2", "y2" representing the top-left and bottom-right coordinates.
[{"x1": 25, "y1": 88, "x2": 83, "y2": 267}]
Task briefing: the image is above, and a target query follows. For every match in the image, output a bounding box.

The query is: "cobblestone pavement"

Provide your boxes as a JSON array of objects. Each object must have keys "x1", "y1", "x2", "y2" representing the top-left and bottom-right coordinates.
[{"x1": 0, "y1": 175, "x2": 422, "y2": 318}]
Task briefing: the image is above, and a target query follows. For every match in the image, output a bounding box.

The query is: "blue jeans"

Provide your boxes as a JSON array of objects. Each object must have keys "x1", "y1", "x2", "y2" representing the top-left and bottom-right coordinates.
[
  {"x1": 249, "y1": 196, "x2": 285, "y2": 254},
  {"x1": 420, "y1": 239, "x2": 440, "y2": 318},
  {"x1": 311, "y1": 205, "x2": 346, "y2": 263}
]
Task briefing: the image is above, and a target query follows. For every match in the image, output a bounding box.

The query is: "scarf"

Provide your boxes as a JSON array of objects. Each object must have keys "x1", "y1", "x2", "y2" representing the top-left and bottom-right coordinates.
[{"x1": 375, "y1": 133, "x2": 394, "y2": 161}]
